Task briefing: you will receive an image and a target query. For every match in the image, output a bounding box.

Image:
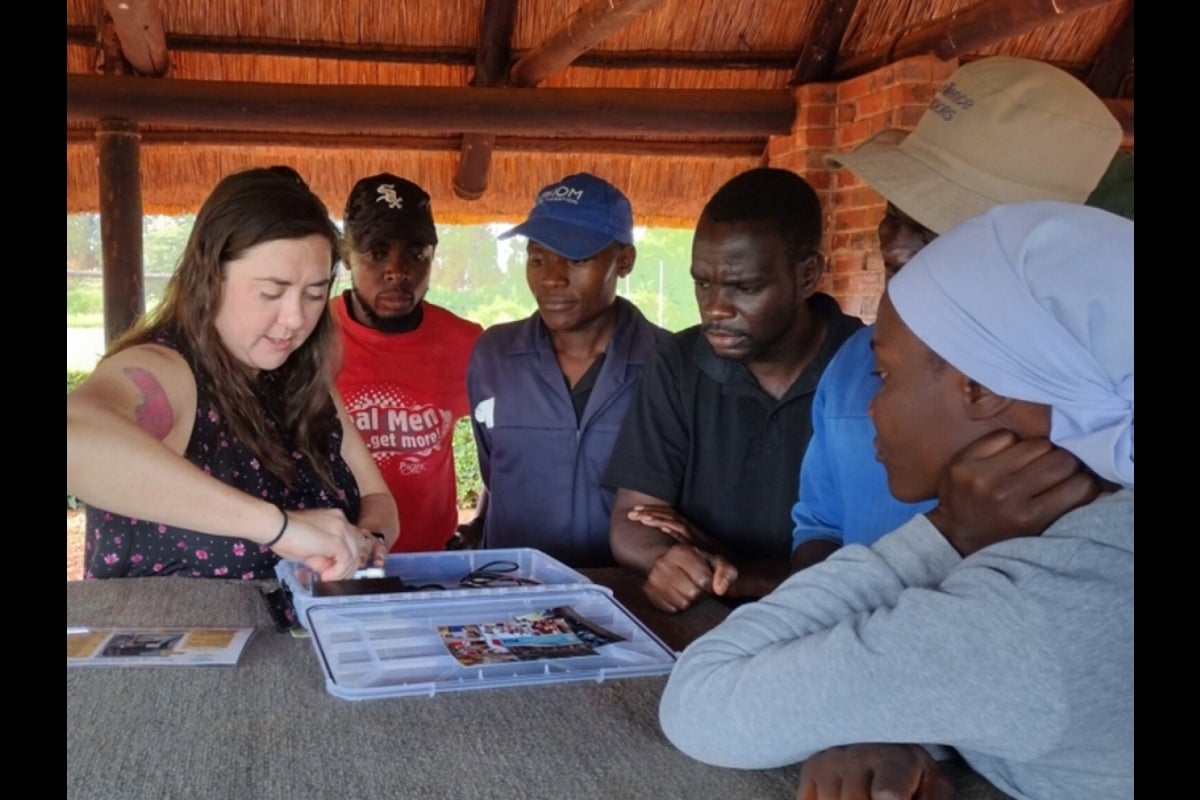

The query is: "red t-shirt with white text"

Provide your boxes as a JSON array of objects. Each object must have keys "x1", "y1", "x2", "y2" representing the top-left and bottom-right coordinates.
[{"x1": 333, "y1": 296, "x2": 482, "y2": 552}]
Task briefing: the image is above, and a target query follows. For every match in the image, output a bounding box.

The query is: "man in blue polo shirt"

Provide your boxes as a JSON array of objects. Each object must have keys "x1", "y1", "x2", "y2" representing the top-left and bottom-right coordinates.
[
  {"x1": 789, "y1": 57, "x2": 1125, "y2": 574},
  {"x1": 462, "y1": 173, "x2": 670, "y2": 567}
]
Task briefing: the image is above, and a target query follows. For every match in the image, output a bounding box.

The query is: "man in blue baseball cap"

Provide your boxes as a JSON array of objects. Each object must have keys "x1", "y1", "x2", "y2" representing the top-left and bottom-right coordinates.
[
  {"x1": 500, "y1": 172, "x2": 638, "y2": 259},
  {"x1": 456, "y1": 173, "x2": 670, "y2": 567}
]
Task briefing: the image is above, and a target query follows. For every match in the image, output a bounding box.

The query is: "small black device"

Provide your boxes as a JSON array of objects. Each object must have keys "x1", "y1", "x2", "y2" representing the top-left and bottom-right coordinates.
[{"x1": 312, "y1": 575, "x2": 409, "y2": 597}]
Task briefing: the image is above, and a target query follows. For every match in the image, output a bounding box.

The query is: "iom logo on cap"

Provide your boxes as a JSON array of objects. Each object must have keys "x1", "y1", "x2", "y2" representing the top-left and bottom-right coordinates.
[
  {"x1": 538, "y1": 185, "x2": 585, "y2": 205},
  {"x1": 928, "y1": 80, "x2": 975, "y2": 122},
  {"x1": 375, "y1": 184, "x2": 405, "y2": 209}
]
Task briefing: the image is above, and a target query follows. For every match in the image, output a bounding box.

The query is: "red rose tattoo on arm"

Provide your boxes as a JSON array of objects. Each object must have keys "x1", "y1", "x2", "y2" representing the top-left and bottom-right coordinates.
[{"x1": 124, "y1": 367, "x2": 174, "y2": 440}]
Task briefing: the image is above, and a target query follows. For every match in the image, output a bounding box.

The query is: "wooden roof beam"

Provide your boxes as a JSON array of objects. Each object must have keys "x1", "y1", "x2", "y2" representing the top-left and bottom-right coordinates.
[
  {"x1": 67, "y1": 75, "x2": 796, "y2": 138},
  {"x1": 456, "y1": 0, "x2": 666, "y2": 200},
  {"x1": 454, "y1": 0, "x2": 518, "y2": 200},
  {"x1": 455, "y1": 0, "x2": 666, "y2": 201},
  {"x1": 509, "y1": 0, "x2": 666, "y2": 87},
  {"x1": 471, "y1": 0, "x2": 518, "y2": 88},
  {"x1": 68, "y1": 128, "x2": 765, "y2": 159},
  {"x1": 101, "y1": 0, "x2": 170, "y2": 77},
  {"x1": 790, "y1": 0, "x2": 861, "y2": 85},
  {"x1": 833, "y1": 0, "x2": 1123, "y2": 78},
  {"x1": 68, "y1": 28, "x2": 801, "y2": 71}
]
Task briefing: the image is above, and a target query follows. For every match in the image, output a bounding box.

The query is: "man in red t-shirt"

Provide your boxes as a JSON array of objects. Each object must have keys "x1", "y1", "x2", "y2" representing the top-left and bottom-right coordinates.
[{"x1": 333, "y1": 173, "x2": 483, "y2": 552}]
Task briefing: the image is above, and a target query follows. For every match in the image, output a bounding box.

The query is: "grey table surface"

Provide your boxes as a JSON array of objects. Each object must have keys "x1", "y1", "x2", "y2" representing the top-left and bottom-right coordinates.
[
  {"x1": 67, "y1": 567, "x2": 803, "y2": 800},
  {"x1": 67, "y1": 567, "x2": 1010, "y2": 800}
]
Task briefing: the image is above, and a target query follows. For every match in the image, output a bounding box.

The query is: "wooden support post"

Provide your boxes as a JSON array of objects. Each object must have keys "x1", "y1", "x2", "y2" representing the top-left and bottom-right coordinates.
[
  {"x1": 833, "y1": 0, "x2": 1121, "y2": 78},
  {"x1": 96, "y1": 5, "x2": 132, "y2": 75},
  {"x1": 454, "y1": 133, "x2": 499, "y2": 200},
  {"x1": 97, "y1": 119, "x2": 145, "y2": 345},
  {"x1": 454, "y1": 0, "x2": 517, "y2": 200},
  {"x1": 101, "y1": 0, "x2": 170, "y2": 77},
  {"x1": 790, "y1": 0, "x2": 860, "y2": 85},
  {"x1": 509, "y1": 0, "x2": 666, "y2": 88},
  {"x1": 454, "y1": 0, "x2": 665, "y2": 200}
]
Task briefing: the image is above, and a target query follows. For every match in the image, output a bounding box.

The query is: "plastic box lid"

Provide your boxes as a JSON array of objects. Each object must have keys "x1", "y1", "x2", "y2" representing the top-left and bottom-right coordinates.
[
  {"x1": 304, "y1": 585, "x2": 678, "y2": 699},
  {"x1": 275, "y1": 548, "x2": 593, "y2": 629}
]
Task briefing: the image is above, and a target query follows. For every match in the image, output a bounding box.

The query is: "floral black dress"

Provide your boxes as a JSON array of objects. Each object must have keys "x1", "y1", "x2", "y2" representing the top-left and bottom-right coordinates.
[{"x1": 84, "y1": 335, "x2": 362, "y2": 579}]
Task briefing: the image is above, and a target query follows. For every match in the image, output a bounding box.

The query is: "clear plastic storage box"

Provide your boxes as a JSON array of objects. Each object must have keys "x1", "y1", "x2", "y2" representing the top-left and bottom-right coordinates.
[
  {"x1": 275, "y1": 549, "x2": 678, "y2": 699},
  {"x1": 276, "y1": 548, "x2": 593, "y2": 625}
]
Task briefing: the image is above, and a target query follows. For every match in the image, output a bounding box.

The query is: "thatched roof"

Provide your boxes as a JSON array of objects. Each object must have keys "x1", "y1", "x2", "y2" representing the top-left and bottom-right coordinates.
[{"x1": 66, "y1": 0, "x2": 1134, "y2": 227}]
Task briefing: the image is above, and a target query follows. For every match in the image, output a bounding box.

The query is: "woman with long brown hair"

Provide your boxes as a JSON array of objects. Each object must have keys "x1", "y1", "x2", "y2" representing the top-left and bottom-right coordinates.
[{"x1": 67, "y1": 166, "x2": 398, "y2": 581}]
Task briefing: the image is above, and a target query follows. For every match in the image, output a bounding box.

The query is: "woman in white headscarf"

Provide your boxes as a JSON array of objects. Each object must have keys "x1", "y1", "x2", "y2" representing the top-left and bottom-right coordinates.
[{"x1": 658, "y1": 202, "x2": 1133, "y2": 800}]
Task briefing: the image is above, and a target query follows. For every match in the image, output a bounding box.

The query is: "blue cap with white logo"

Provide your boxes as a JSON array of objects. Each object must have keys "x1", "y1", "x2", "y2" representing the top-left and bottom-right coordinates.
[{"x1": 499, "y1": 173, "x2": 634, "y2": 260}]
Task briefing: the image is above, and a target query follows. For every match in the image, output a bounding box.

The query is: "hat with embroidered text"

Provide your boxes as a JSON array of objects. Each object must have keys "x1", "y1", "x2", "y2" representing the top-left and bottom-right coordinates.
[
  {"x1": 344, "y1": 173, "x2": 438, "y2": 246},
  {"x1": 824, "y1": 57, "x2": 1121, "y2": 235},
  {"x1": 499, "y1": 173, "x2": 634, "y2": 260}
]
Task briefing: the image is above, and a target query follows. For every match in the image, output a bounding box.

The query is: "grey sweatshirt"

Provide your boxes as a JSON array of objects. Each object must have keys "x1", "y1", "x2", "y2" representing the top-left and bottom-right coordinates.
[{"x1": 659, "y1": 490, "x2": 1133, "y2": 800}]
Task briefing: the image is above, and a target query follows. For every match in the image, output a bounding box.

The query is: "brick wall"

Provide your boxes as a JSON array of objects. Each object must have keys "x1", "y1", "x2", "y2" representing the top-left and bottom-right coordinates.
[{"x1": 766, "y1": 55, "x2": 957, "y2": 322}]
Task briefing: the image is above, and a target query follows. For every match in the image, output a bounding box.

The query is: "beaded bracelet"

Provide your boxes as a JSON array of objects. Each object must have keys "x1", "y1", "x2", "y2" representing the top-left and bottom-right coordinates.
[{"x1": 265, "y1": 505, "x2": 289, "y2": 548}]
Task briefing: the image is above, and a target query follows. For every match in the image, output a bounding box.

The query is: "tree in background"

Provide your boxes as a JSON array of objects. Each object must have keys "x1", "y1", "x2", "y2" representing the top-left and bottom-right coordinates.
[
  {"x1": 621, "y1": 226, "x2": 701, "y2": 332},
  {"x1": 425, "y1": 223, "x2": 537, "y2": 329},
  {"x1": 66, "y1": 214, "x2": 101, "y2": 272},
  {"x1": 69, "y1": 215, "x2": 702, "y2": 333}
]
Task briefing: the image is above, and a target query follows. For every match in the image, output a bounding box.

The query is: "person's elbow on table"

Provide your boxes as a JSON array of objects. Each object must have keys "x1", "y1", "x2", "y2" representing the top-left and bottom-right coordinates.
[
  {"x1": 658, "y1": 662, "x2": 805, "y2": 770},
  {"x1": 658, "y1": 673, "x2": 716, "y2": 764}
]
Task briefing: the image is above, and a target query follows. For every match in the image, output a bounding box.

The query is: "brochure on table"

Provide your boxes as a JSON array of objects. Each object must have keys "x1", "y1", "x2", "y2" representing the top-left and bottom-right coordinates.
[{"x1": 67, "y1": 627, "x2": 256, "y2": 667}]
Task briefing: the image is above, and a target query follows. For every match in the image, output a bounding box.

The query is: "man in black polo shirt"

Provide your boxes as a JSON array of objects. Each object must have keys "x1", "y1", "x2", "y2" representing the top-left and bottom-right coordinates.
[{"x1": 604, "y1": 167, "x2": 862, "y2": 614}]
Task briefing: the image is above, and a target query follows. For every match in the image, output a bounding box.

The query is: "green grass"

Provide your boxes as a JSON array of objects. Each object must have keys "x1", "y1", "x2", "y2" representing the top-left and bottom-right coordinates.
[
  {"x1": 67, "y1": 283, "x2": 105, "y2": 328},
  {"x1": 67, "y1": 369, "x2": 91, "y2": 394},
  {"x1": 452, "y1": 418, "x2": 483, "y2": 508},
  {"x1": 67, "y1": 277, "x2": 170, "y2": 329}
]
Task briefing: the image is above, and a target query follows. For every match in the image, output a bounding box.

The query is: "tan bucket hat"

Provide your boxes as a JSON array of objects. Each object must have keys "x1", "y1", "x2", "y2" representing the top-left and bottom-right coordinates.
[{"x1": 824, "y1": 56, "x2": 1122, "y2": 234}]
